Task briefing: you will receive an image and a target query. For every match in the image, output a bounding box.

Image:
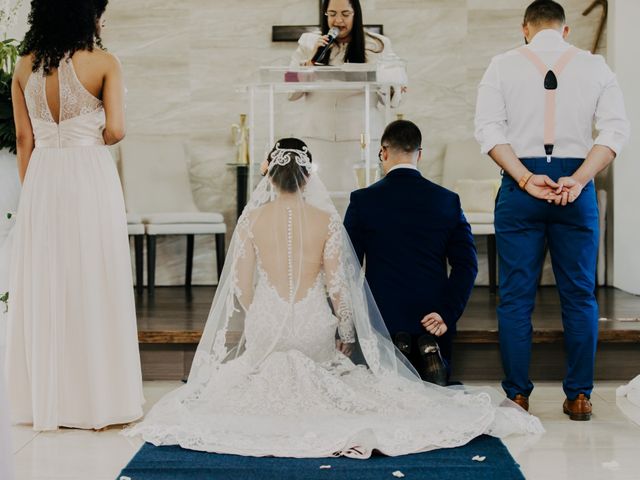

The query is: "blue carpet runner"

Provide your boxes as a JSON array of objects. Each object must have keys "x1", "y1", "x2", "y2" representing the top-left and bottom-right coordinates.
[{"x1": 118, "y1": 434, "x2": 524, "y2": 480}]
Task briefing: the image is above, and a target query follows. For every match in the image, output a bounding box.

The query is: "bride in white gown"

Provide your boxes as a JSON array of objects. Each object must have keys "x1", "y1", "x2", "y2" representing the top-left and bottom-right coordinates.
[{"x1": 125, "y1": 138, "x2": 544, "y2": 458}]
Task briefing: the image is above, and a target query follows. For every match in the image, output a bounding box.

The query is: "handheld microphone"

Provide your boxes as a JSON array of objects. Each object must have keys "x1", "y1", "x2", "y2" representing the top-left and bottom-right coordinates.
[{"x1": 311, "y1": 27, "x2": 340, "y2": 65}]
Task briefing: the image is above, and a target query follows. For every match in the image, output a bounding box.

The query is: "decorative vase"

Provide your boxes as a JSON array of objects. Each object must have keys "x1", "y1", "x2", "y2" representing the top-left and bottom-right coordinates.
[{"x1": 231, "y1": 114, "x2": 250, "y2": 165}]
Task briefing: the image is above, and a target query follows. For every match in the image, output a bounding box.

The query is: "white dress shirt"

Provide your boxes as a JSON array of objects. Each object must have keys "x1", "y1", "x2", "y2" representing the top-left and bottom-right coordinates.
[{"x1": 475, "y1": 29, "x2": 630, "y2": 158}]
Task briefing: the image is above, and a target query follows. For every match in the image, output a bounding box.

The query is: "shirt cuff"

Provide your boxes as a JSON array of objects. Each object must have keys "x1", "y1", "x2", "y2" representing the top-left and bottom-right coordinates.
[
  {"x1": 477, "y1": 128, "x2": 509, "y2": 155},
  {"x1": 594, "y1": 130, "x2": 629, "y2": 156}
]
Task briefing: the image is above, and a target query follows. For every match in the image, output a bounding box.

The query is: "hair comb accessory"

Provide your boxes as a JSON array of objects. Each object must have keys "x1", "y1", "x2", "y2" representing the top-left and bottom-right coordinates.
[{"x1": 268, "y1": 143, "x2": 312, "y2": 170}]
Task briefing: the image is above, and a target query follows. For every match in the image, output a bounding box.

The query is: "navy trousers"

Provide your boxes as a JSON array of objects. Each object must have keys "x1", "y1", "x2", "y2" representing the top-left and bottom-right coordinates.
[{"x1": 495, "y1": 157, "x2": 599, "y2": 401}]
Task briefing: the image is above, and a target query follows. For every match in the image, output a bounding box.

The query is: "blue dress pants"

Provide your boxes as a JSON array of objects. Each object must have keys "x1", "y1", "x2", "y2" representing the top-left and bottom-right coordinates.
[{"x1": 495, "y1": 157, "x2": 599, "y2": 400}]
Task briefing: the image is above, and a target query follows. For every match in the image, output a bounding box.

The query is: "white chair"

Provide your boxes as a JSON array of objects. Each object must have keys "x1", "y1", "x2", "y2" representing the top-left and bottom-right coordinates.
[
  {"x1": 119, "y1": 138, "x2": 227, "y2": 295},
  {"x1": 441, "y1": 139, "x2": 501, "y2": 293},
  {"x1": 127, "y1": 213, "x2": 145, "y2": 295}
]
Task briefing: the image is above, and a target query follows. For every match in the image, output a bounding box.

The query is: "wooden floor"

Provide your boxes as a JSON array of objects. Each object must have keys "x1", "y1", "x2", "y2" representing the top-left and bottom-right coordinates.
[
  {"x1": 135, "y1": 286, "x2": 640, "y2": 380},
  {"x1": 136, "y1": 286, "x2": 640, "y2": 344}
]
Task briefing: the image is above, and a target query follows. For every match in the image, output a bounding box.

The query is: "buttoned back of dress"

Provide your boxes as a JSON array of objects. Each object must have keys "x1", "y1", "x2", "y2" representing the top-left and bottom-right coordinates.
[{"x1": 24, "y1": 58, "x2": 106, "y2": 149}]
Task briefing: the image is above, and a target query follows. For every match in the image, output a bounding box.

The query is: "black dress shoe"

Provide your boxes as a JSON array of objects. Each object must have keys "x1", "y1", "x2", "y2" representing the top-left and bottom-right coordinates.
[
  {"x1": 394, "y1": 332, "x2": 412, "y2": 356},
  {"x1": 417, "y1": 334, "x2": 448, "y2": 386}
]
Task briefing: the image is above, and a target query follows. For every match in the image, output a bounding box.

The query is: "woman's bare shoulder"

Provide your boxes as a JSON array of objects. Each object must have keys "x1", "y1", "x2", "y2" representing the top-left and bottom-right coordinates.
[
  {"x1": 75, "y1": 48, "x2": 121, "y2": 72},
  {"x1": 13, "y1": 55, "x2": 34, "y2": 87},
  {"x1": 304, "y1": 204, "x2": 333, "y2": 229}
]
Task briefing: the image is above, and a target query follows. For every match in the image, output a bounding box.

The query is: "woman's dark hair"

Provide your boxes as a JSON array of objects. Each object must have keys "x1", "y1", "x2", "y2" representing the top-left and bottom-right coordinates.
[
  {"x1": 21, "y1": 0, "x2": 109, "y2": 74},
  {"x1": 267, "y1": 138, "x2": 312, "y2": 193},
  {"x1": 320, "y1": 0, "x2": 366, "y2": 64}
]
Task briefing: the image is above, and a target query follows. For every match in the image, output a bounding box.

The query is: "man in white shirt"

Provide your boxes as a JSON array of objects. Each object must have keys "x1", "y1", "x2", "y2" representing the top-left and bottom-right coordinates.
[{"x1": 474, "y1": 0, "x2": 629, "y2": 420}]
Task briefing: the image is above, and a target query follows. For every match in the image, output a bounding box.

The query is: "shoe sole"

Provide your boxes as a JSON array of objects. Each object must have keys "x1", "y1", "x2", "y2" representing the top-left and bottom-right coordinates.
[{"x1": 563, "y1": 406, "x2": 591, "y2": 421}]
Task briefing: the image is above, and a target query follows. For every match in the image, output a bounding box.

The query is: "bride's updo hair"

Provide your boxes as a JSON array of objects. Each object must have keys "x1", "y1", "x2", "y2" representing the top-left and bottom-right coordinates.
[{"x1": 267, "y1": 138, "x2": 313, "y2": 193}]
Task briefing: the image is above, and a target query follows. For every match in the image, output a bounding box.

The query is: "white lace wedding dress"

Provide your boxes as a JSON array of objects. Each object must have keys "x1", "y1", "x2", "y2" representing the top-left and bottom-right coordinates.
[
  {"x1": 5, "y1": 56, "x2": 144, "y2": 430},
  {"x1": 125, "y1": 146, "x2": 543, "y2": 457}
]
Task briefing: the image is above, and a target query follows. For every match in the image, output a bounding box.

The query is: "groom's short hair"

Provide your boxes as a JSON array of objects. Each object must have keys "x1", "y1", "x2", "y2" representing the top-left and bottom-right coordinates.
[
  {"x1": 523, "y1": 0, "x2": 565, "y2": 26},
  {"x1": 381, "y1": 120, "x2": 422, "y2": 153}
]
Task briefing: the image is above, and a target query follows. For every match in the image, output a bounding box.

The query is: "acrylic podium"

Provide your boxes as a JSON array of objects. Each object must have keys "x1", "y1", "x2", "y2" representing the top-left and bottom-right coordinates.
[{"x1": 244, "y1": 61, "x2": 407, "y2": 214}]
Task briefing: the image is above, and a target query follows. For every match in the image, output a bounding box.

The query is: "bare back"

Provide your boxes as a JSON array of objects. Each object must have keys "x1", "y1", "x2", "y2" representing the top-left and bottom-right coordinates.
[{"x1": 250, "y1": 201, "x2": 331, "y2": 303}]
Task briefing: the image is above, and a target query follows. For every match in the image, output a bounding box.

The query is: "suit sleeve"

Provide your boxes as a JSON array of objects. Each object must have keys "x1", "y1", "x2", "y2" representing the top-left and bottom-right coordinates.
[
  {"x1": 343, "y1": 192, "x2": 365, "y2": 265},
  {"x1": 439, "y1": 196, "x2": 478, "y2": 330}
]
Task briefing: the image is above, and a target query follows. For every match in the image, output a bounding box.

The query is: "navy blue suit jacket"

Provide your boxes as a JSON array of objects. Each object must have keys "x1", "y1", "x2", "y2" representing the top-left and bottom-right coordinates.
[{"x1": 344, "y1": 168, "x2": 478, "y2": 336}]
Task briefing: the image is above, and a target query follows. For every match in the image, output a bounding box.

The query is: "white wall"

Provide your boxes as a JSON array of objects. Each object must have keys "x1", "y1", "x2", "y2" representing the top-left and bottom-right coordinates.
[
  {"x1": 2, "y1": 1, "x2": 611, "y2": 286},
  {"x1": 3, "y1": 0, "x2": 28, "y2": 39},
  {"x1": 610, "y1": 0, "x2": 640, "y2": 294}
]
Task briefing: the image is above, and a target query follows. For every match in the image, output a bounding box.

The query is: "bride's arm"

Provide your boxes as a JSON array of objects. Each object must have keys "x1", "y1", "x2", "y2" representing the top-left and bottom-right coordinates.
[
  {"x1": 234, "y1": 224, "x2": 257, "y2": 312},
  {"x1": 323, "y1": 219, "x2": 356, "y2": 347}
]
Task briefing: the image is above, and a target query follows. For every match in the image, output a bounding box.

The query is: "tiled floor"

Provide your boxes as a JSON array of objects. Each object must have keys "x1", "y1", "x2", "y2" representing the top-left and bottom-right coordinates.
[{"x1": 9, "y1": 381, "x2": 640, "y2": 480}]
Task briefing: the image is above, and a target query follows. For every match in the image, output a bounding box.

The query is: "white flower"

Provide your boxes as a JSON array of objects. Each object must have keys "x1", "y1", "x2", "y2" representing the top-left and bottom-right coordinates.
[
  {"x1": 319, "y1": 465, "x2": 331, "y2": 469},
  {"x1": 392, "y1": 471, "x2": 405, "y2": 478},
  {"x1": 472, "y1": 455, "x2": 487, "y2": 462}
]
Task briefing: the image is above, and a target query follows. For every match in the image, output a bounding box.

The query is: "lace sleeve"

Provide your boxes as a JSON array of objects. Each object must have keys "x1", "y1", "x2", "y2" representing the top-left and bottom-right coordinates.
[
  {"x1": 234, "y1": 218, "x2": 256, "y2": 312},
  {"x1": 323, "y1": 217, "x2": 356, "y2": 343}
]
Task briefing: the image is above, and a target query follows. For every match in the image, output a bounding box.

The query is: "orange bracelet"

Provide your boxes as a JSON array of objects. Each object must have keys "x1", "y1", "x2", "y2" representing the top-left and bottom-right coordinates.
[{"x1": 518, "y1": 172, "x2": 533, "y2": 190}]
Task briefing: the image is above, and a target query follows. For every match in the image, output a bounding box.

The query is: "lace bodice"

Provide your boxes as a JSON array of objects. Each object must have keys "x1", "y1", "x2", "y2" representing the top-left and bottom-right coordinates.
[
  {"x1": 25, "y1": 57, "x2": 102, "y2": 123},
  {"x1": 234, "y1": 201, "x2": 356, "y2": 348},
  {"x1": 24, "y1": 57, "x2": 105, "y2": 148}
]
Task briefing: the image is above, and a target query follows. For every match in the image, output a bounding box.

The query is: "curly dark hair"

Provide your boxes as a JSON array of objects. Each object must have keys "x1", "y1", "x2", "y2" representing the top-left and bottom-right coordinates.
[
  {"x1": 20, "y1": 0, "x2": 109, "y2": 74},
  {"x1": 267, "y1": 138, "x2": 313, "y2": 194}
]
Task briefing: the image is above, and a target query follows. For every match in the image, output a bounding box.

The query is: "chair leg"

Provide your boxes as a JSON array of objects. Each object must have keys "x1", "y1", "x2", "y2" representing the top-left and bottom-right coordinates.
[
  {"x1": 147, "y1": 235, "x2": 157, "y2": 296},
  {"x1": 186, "y1": 234, "x2": 195, "y2": 289},
  {"x1": 487, "y1": 234, "x2": 497, "y2": 294},
  {"x1": 134, "y1": 235, "x2": 144, "y2": 295},
  {"x1": 215, "y1": 233, "x2": 226, "y2": 280}
]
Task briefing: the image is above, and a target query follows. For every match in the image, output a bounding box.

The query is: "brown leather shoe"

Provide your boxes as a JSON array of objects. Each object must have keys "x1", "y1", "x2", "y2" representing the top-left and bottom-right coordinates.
[
  {"x1": 563, "y1": 393, "x2": 592, "y2": 421},
  {"x1": 511, "y1": 394, "x2": 529, "y2": 412}
]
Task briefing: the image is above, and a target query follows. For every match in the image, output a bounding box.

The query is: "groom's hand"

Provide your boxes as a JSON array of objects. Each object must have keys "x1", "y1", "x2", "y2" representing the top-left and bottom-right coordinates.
[
  {"x1": 421, "y1": 313, "x2": 447, "y2": 337},
  {"x1": 336, "y1": 340, "x2": 354, "y2": 356}
]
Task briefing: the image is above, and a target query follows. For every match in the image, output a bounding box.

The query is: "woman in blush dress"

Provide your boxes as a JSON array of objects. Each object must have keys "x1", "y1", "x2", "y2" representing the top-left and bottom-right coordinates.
[{"x1": 6, "y1": 0, "x2": 144, "y2": 431}]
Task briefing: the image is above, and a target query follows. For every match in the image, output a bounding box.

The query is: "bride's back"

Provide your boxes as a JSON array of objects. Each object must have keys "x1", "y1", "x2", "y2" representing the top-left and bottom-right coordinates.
[{"x1": 250, "y1": 200, "x2": 331, "y2": 302}]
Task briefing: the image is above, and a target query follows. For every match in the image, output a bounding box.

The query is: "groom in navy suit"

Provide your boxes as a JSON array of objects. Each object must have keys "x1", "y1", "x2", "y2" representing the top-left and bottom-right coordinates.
[{"x1": 344, "y1": 120, "x2": 478, "y2": 383}]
